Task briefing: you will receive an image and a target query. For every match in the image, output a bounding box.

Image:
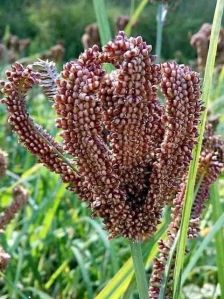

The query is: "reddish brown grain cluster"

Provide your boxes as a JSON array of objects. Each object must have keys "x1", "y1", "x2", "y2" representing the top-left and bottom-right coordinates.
[
  {"x1": 149, "y1": 122, "x2": 224, "y2": 298},
  {"x1": 149, "y1": 185, "x2": 185, "y2": 298},
  {"x1": 1, "y1": 32, "x2": 202, "y2": 241},
  {"x1": 0, "y1": 62, "x2": 76, "y2": 184},
  {"x1": 148, "y1": 62, "x2": 201, "y2": 210},
  {"x1": 189, "y1": 123, "x2": 224, "y2": 238}
]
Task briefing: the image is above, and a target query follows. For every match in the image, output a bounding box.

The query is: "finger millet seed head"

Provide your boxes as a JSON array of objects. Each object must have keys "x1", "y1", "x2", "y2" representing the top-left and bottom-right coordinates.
[{"x1": 1, "y1": 32, "x2": 202, "y2": 241}]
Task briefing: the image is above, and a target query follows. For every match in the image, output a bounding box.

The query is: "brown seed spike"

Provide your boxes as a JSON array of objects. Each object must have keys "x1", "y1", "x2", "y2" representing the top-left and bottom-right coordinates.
[
  {"x1": 147, "y1": 62, "x2": 202, "y2": 213},
  {"x1": 1, "y1": 63, "x2": 77, "y2": 184},
  {"x1": 1, "y1": 34, "x2": 203, "y2": 242},
  {"x1": 189, "y1": 123, "x2": 224, "y2": 238}
]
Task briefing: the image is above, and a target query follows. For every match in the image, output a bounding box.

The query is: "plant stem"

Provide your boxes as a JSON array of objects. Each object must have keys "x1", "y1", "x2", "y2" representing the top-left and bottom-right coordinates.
[
  {"x1": 92, "y1": 0, "x2": 113, "y2": 73},
  {"x1": 129, "y1": 241, "x2": 148, "y2": 299},
  {"x1": 125, "y1": 0, "x2": 148, "y2": 35},
  {"x1": 173, "y1": 0, "x2": 224, "y2": 298},
  {"x1": 92, "y1": 0, "x2": 112, "y2": 45},
  {"x1": 210, "y1": 182, "x2": 224, "y2": 298},
  {"x1": 130, "y1": 0, "x2": 136, "y2": 18},
  {"x1": 155, "y1": 4, "x2": 166, "y2": 63}
]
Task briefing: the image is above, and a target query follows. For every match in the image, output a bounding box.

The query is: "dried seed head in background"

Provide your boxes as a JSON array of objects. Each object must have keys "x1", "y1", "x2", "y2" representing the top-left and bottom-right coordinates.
[
  {"x1": 0, "y1": 247, "x2": 10, "y2": 271},
  {"x1": 0, "y1": 149, "x2": 8, "y2": 178},
  {"x1": 81, "y1": 16, "x2": 130, "y2": 50},
  {"x1": 0, "y1": 186, "x2": 28, "y2": 271},
  {"x1": 0, "y1": 33, "x2": 30, "y2": 64},
  {"x1": 81, "y1": 23, "x2": 100, "y2": 49},
  {"x1": 40, "y1": 43, "x2": 65, "y2": 63},
  {"x1": 0, "y1": 185, "x2": 29, "y2": 230},
  {"x1": 191, "y1": 23, "x2": 224, "y2": 72},
  {"x1": 116, "y1": 16, "x2": 130, "y2": 31},
  {"x1": 1, "y1": 32, "x2": 202, "y2": 241},
  {"x1": 189, "y1": 123, "x2": 224, "y2": 238}
]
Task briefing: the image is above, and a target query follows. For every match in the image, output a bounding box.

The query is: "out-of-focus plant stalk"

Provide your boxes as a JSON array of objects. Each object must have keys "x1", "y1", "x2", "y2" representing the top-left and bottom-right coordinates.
[
  {"x1": 210, "y1": 182, "x2": 224, "y2": 298},
  {"x1": 92, "y1": 0, "x2": 112, "y2": 45},
  {"x1": 155, "y1": 3, "x2": 167, "y2": 62},
  {"x1": 125, "y1": 0, "x2": 148, "y2": 35},
  {"x1": 130, "y1": 0, "x2": 136, "y2": 18},
  {"x1": 92, "y1": 0, "x2": 113, "y2": 73}
]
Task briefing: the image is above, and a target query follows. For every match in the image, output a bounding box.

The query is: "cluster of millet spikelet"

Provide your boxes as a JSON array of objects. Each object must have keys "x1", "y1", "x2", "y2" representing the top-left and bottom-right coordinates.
[
  {"x1": 0, "y1": 31, "x2": 203, "y2": 241},
  {"x1": 0, "y1": 149, "x2": 28, "y2": 271}
]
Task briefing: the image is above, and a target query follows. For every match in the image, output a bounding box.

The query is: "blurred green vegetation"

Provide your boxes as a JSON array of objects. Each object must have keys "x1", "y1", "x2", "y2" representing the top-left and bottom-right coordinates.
[{"x1": 0, "y1": 0, "x2": 218, "y2": 62}]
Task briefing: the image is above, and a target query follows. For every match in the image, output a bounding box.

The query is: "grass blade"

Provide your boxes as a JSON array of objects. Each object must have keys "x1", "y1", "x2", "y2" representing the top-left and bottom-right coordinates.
[
  {"x1": 80, "y1": 217, "x2": 119, "y2": 274},
  {"x1": 158, "y1": 231, "x2": 180, "y2": 299},
  {"x1": 72, "y1": 246, "x2": 93, "y2": 299},
  {"x1": 210, "y1": 182, "x2": 224, "y2": 298},
  {"x1": 36, "y1": 184, "x2": 65, "y2": 241},
  {"x1": 26, "y1": 287, "x2": 54, "y2": 299},
  {"x1": 96, "y1": 256, "x2": 133, "y2": 299},
  {"x1": 129, "y1": 0, "x2": 136, "y2": 18},
  {"x1": 92, "y1": 0, "x2": 113, "y2": 73},
  {"x1": 0, "y1": 272, "x2": 29, "y2": 299},
  {"x1": 155, "y1": 3, "x2": 166, "y2": 62},
  {"x1": 173, "y1": 1, "x2": 224, "y2": 298},
  {"x1": 125, "y1": 0, "x2": 148, "y2": 35},
  {"x1": 92, "y1": 0, "x2": 112, "y2": 45},
  {"x1": 45, "y1": 260, "x2": 70, "y2": 289},
  {"x1": 182, "y1": 212, "x2": 224, "y2": 284}
]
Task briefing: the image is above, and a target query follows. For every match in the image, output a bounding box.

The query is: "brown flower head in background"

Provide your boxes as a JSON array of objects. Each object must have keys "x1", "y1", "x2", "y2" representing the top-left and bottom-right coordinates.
[
  {"x1": 0, "y1": 185, "x2": 29, "y2": 230},
  {"x1": 191, "y1": 23, "x2": 224, "y2": 72},
  {"x1": 0, "y1": 247, "x2": 10, "y2": 271},
  {"x1": 0, "y1": 149, "x2": 7, "y2": 178}
]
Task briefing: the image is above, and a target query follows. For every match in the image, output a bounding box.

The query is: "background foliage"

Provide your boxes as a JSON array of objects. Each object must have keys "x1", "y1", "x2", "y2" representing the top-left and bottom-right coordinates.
[{"x1": 0, "y1": 0, "x2": 218, "y2": 61}]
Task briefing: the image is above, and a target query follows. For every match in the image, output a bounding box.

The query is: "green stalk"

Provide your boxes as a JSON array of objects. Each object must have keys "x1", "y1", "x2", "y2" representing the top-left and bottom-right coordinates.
[
  {"x1": 130, "y1": 0, "x2": 136, "y2": 18},
  {"x1": 172, "y1": 1, "x2": 224, "y2": 298},
  {"x1": 129, "y1": 242, "x2": 148, "y2": 299},
  {"x1": 92, "y1": 0, "x2": 112, "y2": 45},
  {"x1": 125, "y1": 0, "x2": 148, "y2": 35},
  {"x1": 155, "y1": 4, "x2": 166, "y2": 62},
  {"x1": 92, "y1": 0, "x2": 113, "y2": 73},
  {"x1": 210, "y1": 182, "x2": 224, "y2": 298}
]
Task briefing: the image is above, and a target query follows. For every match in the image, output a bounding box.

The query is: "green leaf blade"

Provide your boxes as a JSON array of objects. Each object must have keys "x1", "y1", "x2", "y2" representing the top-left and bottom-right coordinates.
[{"x1": 173, "y1": 1, "x2": 224, "y2": 298}]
